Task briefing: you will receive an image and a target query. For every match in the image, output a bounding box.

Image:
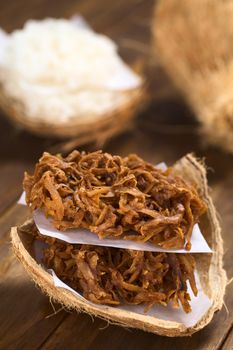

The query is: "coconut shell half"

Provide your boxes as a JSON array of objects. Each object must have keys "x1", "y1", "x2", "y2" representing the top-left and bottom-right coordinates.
[
  {"x1": 11, "y1": 154, "x2": 226, "y2": 336},
  {"x1": 153, "y1": 0, "x2": 233, "y2": 153}
]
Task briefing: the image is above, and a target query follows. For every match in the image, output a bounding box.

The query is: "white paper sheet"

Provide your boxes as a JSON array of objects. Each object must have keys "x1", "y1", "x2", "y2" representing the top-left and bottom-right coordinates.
[
  {"x1": 18, "y1": 191, "x2": 26, "y2": 205},
  {"x1": 50, "y1": 268, "x2": 212, "y2": 328},
  {"x1": 34, "y1": 209, "x2": 211, "y2": 253}
]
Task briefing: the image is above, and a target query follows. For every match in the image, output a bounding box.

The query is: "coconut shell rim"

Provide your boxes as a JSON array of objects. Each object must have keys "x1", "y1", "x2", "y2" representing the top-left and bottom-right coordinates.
[{"x1": 10, "y1": 153, "x2": 227, "y2": 336}]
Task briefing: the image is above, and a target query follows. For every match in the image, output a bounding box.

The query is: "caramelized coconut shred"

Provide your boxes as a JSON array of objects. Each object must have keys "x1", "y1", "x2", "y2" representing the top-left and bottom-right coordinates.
[
  {"x1": 23, "y1": 150, "x2": 207, "y2": 313},
  {"x1": 23, "y1": 151, "x2": 206, "y2": 250},
  {"x1": 24, "y1": 223, "x2": 197, "y2": 313}
]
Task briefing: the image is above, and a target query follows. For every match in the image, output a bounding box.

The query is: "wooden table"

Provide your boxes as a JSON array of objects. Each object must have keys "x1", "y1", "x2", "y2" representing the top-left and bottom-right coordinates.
[{"x1": 0, "y1": 1, "x2": 233, "y2": 349}]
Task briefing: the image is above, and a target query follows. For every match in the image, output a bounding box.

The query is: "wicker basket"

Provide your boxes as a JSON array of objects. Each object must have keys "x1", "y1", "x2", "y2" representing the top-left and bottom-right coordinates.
[{"x1": 0, "y1": 79, "x2": 145, "y2": 146}]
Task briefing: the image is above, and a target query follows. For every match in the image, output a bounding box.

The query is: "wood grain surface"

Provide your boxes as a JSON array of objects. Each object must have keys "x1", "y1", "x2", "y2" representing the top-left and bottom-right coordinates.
[{"x1": 0, "y1": 0, "x2": 232, "y2": 349}]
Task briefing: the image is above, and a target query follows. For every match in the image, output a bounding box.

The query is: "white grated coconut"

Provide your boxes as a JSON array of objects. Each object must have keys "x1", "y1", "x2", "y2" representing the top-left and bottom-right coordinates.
[{"x1": 0, "y1": 18, "x2": 142, "y2": 122}]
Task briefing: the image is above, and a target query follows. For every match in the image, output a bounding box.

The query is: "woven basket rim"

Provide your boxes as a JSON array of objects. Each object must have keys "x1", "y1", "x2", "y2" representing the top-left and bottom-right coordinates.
[{"x1": 0, "y1": 82, "x2": 146, "y2": 138}]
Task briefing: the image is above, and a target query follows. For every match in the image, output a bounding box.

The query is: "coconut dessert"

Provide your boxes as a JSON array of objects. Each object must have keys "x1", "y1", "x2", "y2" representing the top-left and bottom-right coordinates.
[{"x1": 11, "y1": 151, "x2": 226, "y2": 336}]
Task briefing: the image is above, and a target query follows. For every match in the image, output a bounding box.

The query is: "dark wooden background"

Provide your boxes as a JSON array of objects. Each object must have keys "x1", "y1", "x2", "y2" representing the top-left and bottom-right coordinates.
[{"x1": 0, "y1": 0, "x2": 233, "y2": 349}]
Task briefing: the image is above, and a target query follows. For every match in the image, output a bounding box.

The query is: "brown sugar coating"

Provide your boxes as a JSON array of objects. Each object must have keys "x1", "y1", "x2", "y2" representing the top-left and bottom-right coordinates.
[
  {"x1": 26, "y1": 223, "x2": 197, "y2": 313},
  {"x1": 23, "y1": 150, "x2": 206, "y2": 250}
]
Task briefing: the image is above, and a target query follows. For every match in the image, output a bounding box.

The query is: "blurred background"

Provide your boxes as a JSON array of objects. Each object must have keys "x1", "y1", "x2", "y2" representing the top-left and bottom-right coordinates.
[{"x1": 0, "y1": 1, "x2": 233, "y2": 349}]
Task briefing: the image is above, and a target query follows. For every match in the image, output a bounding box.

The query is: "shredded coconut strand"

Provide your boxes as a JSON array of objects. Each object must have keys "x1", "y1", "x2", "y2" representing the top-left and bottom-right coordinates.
[{"x1": 0, "y1": 18, "x2": 142, "y2": 122}]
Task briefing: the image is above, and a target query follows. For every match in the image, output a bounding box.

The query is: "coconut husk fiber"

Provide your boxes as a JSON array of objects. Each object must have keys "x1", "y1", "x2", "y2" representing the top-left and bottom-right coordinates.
[
  {"x1": 11, "y1": 154, "x2": 226, "y2": 336},
  {"x1": 153, "y1": 0, "x2": 233, "y2": 153}
]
